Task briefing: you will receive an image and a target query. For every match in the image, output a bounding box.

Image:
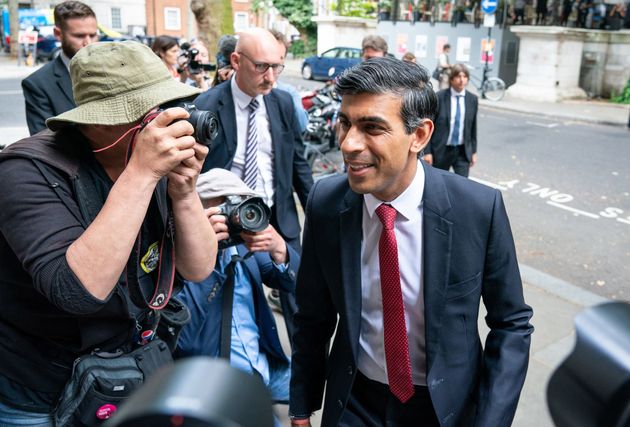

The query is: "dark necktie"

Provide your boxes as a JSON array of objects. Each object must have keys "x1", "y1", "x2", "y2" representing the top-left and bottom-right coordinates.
[
  {"x1": 244, "y1": 98, "x2": 259, "y2": 189},
  {"x1": 449, "y1": 95, "x2": 463, "y2": 146},
  {"x1": 375, "y1": 204, "x2": 415, "y2": 403}
]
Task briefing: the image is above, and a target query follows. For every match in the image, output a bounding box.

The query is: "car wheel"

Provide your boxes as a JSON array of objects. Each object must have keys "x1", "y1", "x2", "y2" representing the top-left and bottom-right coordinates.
[{"x1": 302, "y1": 64, "x2": 313, "y2": 80}]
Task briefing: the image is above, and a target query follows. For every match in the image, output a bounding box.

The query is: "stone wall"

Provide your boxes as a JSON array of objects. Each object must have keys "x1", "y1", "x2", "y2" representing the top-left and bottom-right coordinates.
[{"x1": 313, "y1": 16, "x2": 377, "y2": 55}]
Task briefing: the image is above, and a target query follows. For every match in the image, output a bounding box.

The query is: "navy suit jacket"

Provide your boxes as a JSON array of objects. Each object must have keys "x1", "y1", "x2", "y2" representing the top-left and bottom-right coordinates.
[
  {"x1": 22, "y1": 56, "x2": 75, "y2": 135},
  {"x1": 194, "y1": 81, "x2": 314, "y2": 246},
  {"x1": 426, "y1": 89, "x2": 478, "y2": 164},
  {"x1": 289, "y1": 163, "x2": 533, "y2": 427}
]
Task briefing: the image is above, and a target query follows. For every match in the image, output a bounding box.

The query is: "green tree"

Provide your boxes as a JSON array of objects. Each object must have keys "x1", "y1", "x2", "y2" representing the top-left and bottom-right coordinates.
[
  {"x1": 272, "y1": 0, "x2": 317, "y2": 51},
  {"x1": 190, "y1": 0, "x2": 233, "y2": 58}
]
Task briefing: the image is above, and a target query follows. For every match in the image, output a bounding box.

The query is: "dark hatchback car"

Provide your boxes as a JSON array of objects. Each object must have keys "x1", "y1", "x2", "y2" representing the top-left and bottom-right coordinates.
[{"x1": 301, "y1": 47, "x2": 361, "y2": 81}]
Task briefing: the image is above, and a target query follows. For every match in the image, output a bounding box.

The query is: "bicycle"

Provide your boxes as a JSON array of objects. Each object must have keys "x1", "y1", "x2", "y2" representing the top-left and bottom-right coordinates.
[
  {"x1": 303, "y1": 141, "x2": 343, "y2": 181},
  {"x1": 465, "y1": 64, "x2": 506, "y2": 101}
]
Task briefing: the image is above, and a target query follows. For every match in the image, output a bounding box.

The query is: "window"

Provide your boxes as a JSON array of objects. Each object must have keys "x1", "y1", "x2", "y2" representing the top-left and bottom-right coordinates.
[
  {"x1": 234, "y1": 12, "x2": 248, "y2": 31},
  {"x1": 111, "y1": 8, "x2": 121, "y2": 29},
  {"x1": 164, "y1": 8, "x2": 181, "y2": 31},
  {"x1": 321, "y1": 49, "x2": 339, "y2": 58}
]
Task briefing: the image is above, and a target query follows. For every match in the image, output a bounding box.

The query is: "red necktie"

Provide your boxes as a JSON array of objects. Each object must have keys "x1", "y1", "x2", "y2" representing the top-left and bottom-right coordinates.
[{"x1": 375, "y1": 204, "x2": 415, "y2": 403}]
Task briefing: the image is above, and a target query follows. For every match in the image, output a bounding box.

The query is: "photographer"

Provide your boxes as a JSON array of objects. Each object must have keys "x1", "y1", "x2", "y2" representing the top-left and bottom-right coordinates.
[
  {"x1": 176, "y1": 168, "x2": 298, "y2": 412},
  {"x1": 0, "y1": 41, "x2": 216, "y2": 425},
  {"x1": 179, "y1": 40, "x2": 215, "y2": 92}
]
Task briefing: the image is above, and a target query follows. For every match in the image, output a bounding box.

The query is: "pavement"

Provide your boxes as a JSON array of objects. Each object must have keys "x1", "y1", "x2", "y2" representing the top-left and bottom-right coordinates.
[{"x1": 0, "y1": 51, "x2": 625, "y2": 426}]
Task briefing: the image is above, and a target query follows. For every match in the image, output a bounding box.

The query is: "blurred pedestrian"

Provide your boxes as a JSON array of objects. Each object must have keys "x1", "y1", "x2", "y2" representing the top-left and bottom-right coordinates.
[
  {"x1": 536, "y1": 0, "x2": 549, "y2": 23},
  {"x1": 179, "y1": 39, "x2": 212, "y2": 91},
  {"x1": 437, "y1": 43, "x2": 451, "y2": 89},
  {"x1": 152, "y1": 35, "x2": 181, "y2": 79},
  {"x1": 424, "y1": 63, "x2": 478, "y2": 177},
  {"x1": 361, "y1": 35, "x2": 388, "y2": 60},
  {"x1": 212, "y1": 35, "x2": 237, "y2": 87},
  {"x1": 402, "y1": 51, "x2": 417, "y2": 63},
  {"x1": 21, "y1": 0, "x2": 98, "y2": 135}
]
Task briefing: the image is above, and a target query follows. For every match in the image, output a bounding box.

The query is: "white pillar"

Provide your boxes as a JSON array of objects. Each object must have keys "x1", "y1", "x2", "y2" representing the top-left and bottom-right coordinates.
[{"x1": 508, "y1": 26, "x2": 588, "y2": 102}]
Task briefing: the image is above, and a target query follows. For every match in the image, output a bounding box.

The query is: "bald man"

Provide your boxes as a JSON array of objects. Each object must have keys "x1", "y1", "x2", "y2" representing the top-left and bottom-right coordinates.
[{"x1": 194, "y1": 28, "x2": 313, "y2": 340}]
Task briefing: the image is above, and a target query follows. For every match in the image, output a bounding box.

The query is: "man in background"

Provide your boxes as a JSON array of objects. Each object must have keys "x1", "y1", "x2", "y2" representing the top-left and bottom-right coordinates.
[
  {"x1": 424, "y1": 63, "x2": 478, "y2": 177},
  {"x1": 361, "y1": 35, "x2": 388, "y2": 60},
  {"x1": 22, "y1": 0, "x2": 98, "y2": 135},
  {"x1": 194, "y1": 28, "x2": 313, "y2": 340}
]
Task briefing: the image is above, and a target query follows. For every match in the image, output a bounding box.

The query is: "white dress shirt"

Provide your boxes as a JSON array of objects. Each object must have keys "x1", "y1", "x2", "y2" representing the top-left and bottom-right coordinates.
[
  {"x1": 230, "y1": 76, "x2": 275, "y2": 207},
  {"x1": 447, "y1": 88, "x2": 466, "y2": 146},
  {"x1": 358, "y1": 160, "x2": 427, "y2": 386}
]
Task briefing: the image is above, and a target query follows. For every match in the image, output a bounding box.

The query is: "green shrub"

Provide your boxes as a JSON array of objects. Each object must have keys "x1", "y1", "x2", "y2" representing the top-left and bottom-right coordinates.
[{"x1": 611, "y1": 81, "x2": 630, "y2": 104}]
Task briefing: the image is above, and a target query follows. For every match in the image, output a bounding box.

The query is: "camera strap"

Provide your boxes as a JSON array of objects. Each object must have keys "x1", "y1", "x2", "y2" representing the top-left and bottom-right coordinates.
[{"x1": 219, "y1": 253, "x2": 251, "y2": 360}]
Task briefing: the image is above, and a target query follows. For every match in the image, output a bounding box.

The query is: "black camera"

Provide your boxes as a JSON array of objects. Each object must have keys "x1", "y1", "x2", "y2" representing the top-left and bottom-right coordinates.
[
  {"x1": 216, "y1": 195, "x2": 271, "y2": 249},
  {"x1": 179, "y1": 46, "x2": 217, "y2": 75},
  {"x1": 158, "y1": 101, "x2": 219, "y2": 147}
]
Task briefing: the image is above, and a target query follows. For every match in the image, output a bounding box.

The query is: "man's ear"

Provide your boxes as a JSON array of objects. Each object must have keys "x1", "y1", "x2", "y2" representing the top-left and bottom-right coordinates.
[
  {"x1": 230, "y1": 52, "x2": 240, "y2": 71},
  {"x1": 410, "y1": 119, "x2": 434, "y2": 155},
  {"x1": 53, "y1": 26, "x2": 62, "y2": 42}
]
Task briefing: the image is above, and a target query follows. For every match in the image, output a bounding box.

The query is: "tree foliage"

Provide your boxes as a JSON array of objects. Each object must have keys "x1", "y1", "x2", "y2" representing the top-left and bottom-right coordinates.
[
  {"x1": 190, "y1": 0, "x2": 233, "y2": 58},
  {"x1": 272, "y1": 0, "x2": 316, "y2": 35}
]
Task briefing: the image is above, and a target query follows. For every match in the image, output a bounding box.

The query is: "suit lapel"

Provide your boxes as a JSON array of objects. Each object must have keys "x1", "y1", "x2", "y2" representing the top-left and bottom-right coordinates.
[
  {"x1": 264, "y1": 91, "x2": 283, "y2": 175},
  {"x1": 421, "y1": 162, "x2": 453, "y2": 370},
  {"x1": 218, "y1": 83, "x2": 238, "y2": 168},
  {"x1": 339, "y1": 189, "x2": 363, "y2": 361},
  {"x1": 443, "y1": 90, "x2": 452, "y2": 127},
  {"x1": 53, "y1": 57, "x2": 74, "y2": 106},
  {"x1": 237, "y1": 245, "x2": 262, "y2": 287}
]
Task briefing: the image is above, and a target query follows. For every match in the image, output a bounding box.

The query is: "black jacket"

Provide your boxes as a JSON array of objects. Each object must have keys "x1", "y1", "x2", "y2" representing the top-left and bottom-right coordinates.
[
  {"x1": 0, "y1": 129, "x2": 166, "y2": 409},
  {"x1": 21, "y1": 55, "x2": 75, "y2": 135}
]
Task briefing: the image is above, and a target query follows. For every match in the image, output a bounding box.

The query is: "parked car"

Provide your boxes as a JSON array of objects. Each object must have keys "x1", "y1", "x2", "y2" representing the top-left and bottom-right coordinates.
[
  {"x1": 35, "y1": 26, "x2": 60, "y2": 62},
  {"x1": 301, "y1": 47, "x2": 361, "y2": 81}
]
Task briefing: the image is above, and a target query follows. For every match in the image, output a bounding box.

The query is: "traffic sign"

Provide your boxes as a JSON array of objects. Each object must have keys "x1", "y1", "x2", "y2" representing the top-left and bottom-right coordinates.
[{"x1": 481, "y1": 0, "x2": 498, "y2": 14}]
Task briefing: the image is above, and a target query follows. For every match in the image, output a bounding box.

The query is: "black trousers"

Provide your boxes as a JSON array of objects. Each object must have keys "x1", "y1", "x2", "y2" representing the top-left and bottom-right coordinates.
[
  {"x1": 434, "y1": 145, "x2": 470, "y2": 177},
  {"x1": 339, "y1": 371, "x2": 440, "y2": 427}
]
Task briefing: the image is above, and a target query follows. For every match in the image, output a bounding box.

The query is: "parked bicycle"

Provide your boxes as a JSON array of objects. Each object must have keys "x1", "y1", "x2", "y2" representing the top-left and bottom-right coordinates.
[{"x1": 466, "y1": 64, "x2": 506, "y2": 101}]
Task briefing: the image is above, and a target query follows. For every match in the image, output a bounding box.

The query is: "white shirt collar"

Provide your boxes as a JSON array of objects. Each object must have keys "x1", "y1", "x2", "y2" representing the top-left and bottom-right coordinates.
[
  {"x1": 364, "y1": 160, "x2": 425, "y2": 221},
  {"x1": 231, "y1": 74, "x2": 263, "y2": 110},
  {"x1": 450, "y1": 87, "x2": 466, "y2": 97},
  {"x1": 60, "y1": 51, "x2": 71, "y2": 72}
]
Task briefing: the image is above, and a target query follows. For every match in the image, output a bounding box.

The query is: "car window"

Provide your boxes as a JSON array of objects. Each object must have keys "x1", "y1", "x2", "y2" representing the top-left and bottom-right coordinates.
[
  {"x1": 321, "y1": 48, "x2": 339, "y2": 59},
  {"x1": 349, "y1": 49, "x2": 361, "y2": 59}
]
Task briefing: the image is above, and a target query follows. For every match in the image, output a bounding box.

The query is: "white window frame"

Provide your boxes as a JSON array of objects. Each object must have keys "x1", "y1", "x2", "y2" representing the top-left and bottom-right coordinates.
[
  {"x1": 234, "y1": 12, "x2": 249, "y2": 31},
  {"x1": 110, "y1": 7, "x2": 122, "y2": 30},
  {"x1": 164, "y1": 7, "x2": 181, "y2": 31}
]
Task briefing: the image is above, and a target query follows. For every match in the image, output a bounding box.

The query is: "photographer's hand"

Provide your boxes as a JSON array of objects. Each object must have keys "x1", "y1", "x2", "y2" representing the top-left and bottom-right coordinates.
[
  {"x1": 129, "y1": 107, "x2": 197, "y2": 181},
  {"x1": 207, "y1": 207, "x2": 229, "y2": 242},
  {"x1": 240, "y1": 225, "x2": 287, "y2": 264}
]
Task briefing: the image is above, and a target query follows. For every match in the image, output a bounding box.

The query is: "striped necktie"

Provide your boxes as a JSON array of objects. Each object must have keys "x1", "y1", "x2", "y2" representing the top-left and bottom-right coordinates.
[
  {"x1": 244, "y1": 98, "x2": 259, "y2": 190},
  {"x1": 449, "y1": 95, "x2": 463, "y2": 146}
]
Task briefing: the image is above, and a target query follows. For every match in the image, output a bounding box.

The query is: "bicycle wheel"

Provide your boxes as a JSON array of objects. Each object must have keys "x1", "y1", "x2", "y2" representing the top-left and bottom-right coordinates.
[{"x1": 482, "y1": 77, "x2": 506, "y2": 101}]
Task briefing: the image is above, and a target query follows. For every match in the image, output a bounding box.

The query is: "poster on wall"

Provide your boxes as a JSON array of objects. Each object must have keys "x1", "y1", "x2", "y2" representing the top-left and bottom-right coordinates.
[
  {"x1": 397, "y1": 34, "x2": 409, "y2": 56},
  {"x1": 414, "y1": 35, "x2": 428, "y2": 59},
  {"x1": 480, "y1": 38, "x2": 495, "y2": 64},
  {"x1": 456, "y1": 37, "x2": 471, "y2": 62},
  {"x1": 435, "y1": 36, "x2": 448, "y2": 58}
]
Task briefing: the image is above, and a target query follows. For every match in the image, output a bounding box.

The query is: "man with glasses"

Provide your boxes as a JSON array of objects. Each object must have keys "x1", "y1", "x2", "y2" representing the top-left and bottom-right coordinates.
[{"x1": 194, "y1": 28, "x2": 313, "y2": 341}]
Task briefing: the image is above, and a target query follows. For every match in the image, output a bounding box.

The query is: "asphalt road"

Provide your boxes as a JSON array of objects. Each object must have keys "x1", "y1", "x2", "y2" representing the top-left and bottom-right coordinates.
[{"x1": 472, "y1": 107, "x2": 630, "y2": 301}]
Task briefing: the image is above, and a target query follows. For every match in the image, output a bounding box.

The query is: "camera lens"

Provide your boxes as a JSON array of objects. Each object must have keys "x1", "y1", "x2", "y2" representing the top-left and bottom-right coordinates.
[
  {"x1": 236, "y1": 201, "x2": 269, "y2": 232},
  {"x1": 187, "y1": 108, "x2": 219, "y2": 147}
]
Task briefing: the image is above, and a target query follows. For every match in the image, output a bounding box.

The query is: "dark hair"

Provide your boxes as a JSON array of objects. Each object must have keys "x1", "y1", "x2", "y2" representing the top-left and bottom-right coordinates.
[
  {"x1": 269, "y1": 29, "x2": 288, "y2": 54},
  {"x1": 53, "y1": 1, "x2": 95, "y2": 31},
  {"x1": 361, "y1": 35, "x2": 388, "y2": 55},
  {"x1": 217, "y1": 35, "x2": 237, "y2": 68},
  {"x1": 402, "y1": 52, "x2": 416, "y2": 62},
  {"x1": 449, "y1": 63, "x2": 470, "y2": 81},
  {"x1": 443, "y1": 43, "x2": 451, "y2": 50},
  {"x1": 151, "y1": 35, "x2": 179, "y2": 58},
  {"x1": 335, "y1": 56, "x2": 438, "y2": 134}
]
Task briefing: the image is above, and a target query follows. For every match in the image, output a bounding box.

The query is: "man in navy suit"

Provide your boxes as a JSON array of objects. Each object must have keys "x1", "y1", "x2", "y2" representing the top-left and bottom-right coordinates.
[
  {"x1": 423, "y1": 63, "x2": 478, "y2": 177},
  {"x1": 21, "y1": 1, "x2": 98, "y2": 135},
  {"x1": 289, "y1": 57, "x2": 533, "y2": 427},
  {"x1": 194, "y1": 28, "x2": 313, "y2": 340}
]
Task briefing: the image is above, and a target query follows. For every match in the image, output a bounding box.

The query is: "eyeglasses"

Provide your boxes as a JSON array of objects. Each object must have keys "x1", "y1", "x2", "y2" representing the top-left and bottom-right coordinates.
[{"x1": 237, "y1": 51, "x2": 285, "y2": 75}]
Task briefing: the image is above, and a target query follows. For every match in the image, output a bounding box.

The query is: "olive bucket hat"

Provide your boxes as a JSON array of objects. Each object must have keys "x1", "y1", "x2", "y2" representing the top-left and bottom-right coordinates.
[{"x1": 46, "y1": 41, "x2": 201, "y2": 131}]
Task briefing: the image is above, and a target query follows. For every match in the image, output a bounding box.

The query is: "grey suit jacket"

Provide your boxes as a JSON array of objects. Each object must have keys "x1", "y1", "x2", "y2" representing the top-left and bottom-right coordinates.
[
  {"x1": 22, "y1": 56, "x2": 75, "y2": 135},
  {"x1": 426, "y1": 88, "x2": 478, "y2": 164},
  {"x1": 289, "y1": 163, "x2": 533, "y2": 427}
]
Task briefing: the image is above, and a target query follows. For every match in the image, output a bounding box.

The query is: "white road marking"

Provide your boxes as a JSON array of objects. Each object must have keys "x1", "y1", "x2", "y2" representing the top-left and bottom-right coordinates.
[
  {"x1": 546, "y1": 201, "x2": 600, "y2": 219},
  {"x1": 525, "y1": 121, "x2": 559, "y2": 128},
  {"x1": 469, "y1": 176, "x2": 508, "y2": 191}
]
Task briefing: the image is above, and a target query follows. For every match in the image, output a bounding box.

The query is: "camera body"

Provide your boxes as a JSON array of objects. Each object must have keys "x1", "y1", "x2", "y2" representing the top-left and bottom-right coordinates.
[
  {"x1": 157, "y1": 101, "x2": 219, "y2": 148},
  {"x1": 179, "y1": 47, "x2": 217, "y2": 75},
  {"x1": 216, "y1": 195, "x2": 271, "y2": 249}
]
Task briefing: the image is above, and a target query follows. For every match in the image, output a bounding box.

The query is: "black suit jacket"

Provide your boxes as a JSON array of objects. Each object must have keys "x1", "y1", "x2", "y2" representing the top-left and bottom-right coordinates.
[
  {"x1": 194, "y1": 81, "x2": 313, "y2": 246},
  {"x1": 426, "y1": 89, "x2": 478, "y2": 164},
  {"x1": 22, "y1": 56, "x2": 75, "y2": 135},
  {"x1": 289, "y1": 163, "x2": 533, "y2": 427}
]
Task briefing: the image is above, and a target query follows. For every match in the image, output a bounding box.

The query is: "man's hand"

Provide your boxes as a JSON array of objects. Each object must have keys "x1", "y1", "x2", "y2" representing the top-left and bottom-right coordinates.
[
  {"x1": 291, "y1": 421, "x2": 312, "y2": 427},
  {"x1": 240, "y1": 225, "x2": 287, "y2": 264},
  {"x1": 128, "y1": 107, "x2": 197, "y2": 181},
  {"x1": 471, "y1": 152, "x2": 478, "y2": 167},
  {"x1": 206, "y1": 207, "x2": 229, "y2": 242},
  {"x1": 423, "y1": 153, "x2": 433, "y2": 165},
  {"x1": 167, "y1": 142, "x2": 208, "y2": 201}
]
